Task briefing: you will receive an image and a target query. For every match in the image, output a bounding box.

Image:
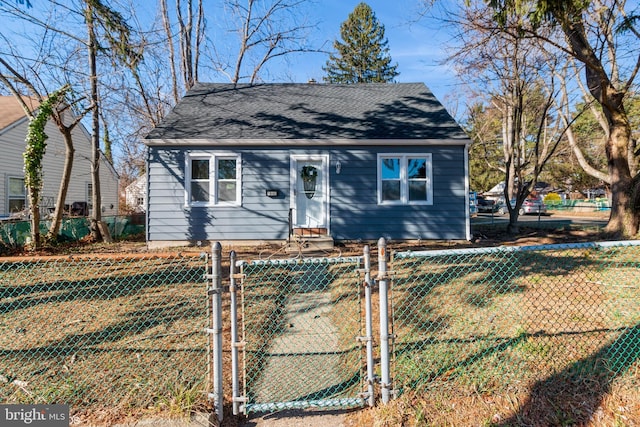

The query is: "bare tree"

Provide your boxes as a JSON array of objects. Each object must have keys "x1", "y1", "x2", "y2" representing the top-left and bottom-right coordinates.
[
  {"x1": 469, "y1": 0, "x2": 640, "y2": 237},
  {"x1": 216, "y1": 0, "x2": 318, "y2": 84},
  {"x1": 449, "y1": 5, "x2": 571, "y2": 232},
  {"x1": 83, "y1": 0, "x2": 142, "y2": 241},
  {"x1": 174, "y1": 0, "x2": 205, "y2": 90},
  {"x1": 1, "y1": 0, "x2": 141, "y2": 242},
  {"x1": 554, "y1": 58, "x2": 610, "y2": 185},
  {"x1": 160, "y1": 0, "x2": 181, "y2": 103},
  {"x1": 106, "y1": 0, "x2": 319, "y2": 186}
]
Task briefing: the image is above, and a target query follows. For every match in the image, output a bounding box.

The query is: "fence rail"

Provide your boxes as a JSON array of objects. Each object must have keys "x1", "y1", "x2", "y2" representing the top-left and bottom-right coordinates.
[{"x1": 0, "y1": 252, "x2": 209, "y2": 423}]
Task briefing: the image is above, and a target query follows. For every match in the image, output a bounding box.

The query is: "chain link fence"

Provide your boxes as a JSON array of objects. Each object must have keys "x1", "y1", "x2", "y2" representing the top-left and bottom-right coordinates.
[
  {"x1": 390, "y1": 241, "x2": 640, "y2": 420},
  {"x1": 0, "y1": 253, "x2": 209, "y2": 422},
  {"x1": 237, "y1": 257, "x2": 366, "y2": 413},
  {"x1": 3, "y1": 240, "x2": 639, "y2": 424}
]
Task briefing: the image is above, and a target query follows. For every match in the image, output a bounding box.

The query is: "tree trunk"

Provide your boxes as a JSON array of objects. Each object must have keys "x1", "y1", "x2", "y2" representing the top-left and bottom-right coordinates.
[
  {"x1": 28, "y1": 190, "x2": 41, "y2": 249},
  {"x1": 161, "y1": 0, "x2": 180, "y2": 103},
  {"x1": 86, "y1": 5, "x2": 103, "y2": 242},
  {"x1": 561, "y1": 18, "x2": 639, "y2": 237},
  {"x1": 604, "y1": 111, "x2": 638, "y2": 236},
  {"x1": 176, "y1": 0, "x2": 195, "y2": 89},
  {"x1": 47, "y1": 125, "x2": 74, "y2": 240}
]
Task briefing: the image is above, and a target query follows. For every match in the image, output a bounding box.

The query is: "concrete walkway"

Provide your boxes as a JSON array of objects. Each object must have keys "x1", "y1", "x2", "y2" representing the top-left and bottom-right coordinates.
[{"x1": 251, "y1": 290, "x2": 342, "y2": 404}]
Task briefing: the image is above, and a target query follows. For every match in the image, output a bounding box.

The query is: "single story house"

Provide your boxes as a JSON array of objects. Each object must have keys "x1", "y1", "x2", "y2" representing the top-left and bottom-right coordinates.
[
  {"x1": 143, "y1": 83, "x2": 472, "y2": 248},
  {"x1": 0, "y1": 96, "x2": 119, "y2": 219}
]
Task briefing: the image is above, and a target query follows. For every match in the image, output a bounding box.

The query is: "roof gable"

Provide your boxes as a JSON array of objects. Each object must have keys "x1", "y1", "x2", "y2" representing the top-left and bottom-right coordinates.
[
  {"x1": 145, "y1": 83, "x2": 469, "y2": 143},
  {"x1": 0, "y1": 96, "x2": 39, "y2": 130}
]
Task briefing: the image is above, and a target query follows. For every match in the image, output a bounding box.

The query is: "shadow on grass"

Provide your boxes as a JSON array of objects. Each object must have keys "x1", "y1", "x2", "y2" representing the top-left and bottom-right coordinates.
[
  {"x1": 396, "y1": 331, "x2": 530, "y2": 390},
  {"x1": 496, "y1": 324, "x2": 640, "y2": 426},
  {"x1": 0, "y1": 298, "x2": 207, "y2": 360},
  {"x1": 394, "y1": 326, "x2": 635, "y2": 390},
  {"x1": 0, "y1": 261, "x2": 206, "y2": 314}
]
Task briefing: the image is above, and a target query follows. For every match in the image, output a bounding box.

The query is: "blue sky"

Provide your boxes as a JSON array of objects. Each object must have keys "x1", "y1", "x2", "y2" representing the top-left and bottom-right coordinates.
[
  {"x1": 1, "y1": 0, "x2": 462, "y2": 115},
  {"x1": 262, "y1": 0, "x2": 459, "y2": 107}
]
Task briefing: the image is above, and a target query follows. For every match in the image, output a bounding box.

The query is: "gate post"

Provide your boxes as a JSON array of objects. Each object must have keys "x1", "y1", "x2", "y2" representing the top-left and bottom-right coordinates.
[
  {"x1": 208, "y1": 242, "x2": 224, "y2": 422},
  {"x1": 378, "y1": 237, "x2": 392, "y2": 404},
  {"x1": 229, "y1": 251, "x2": 241, "y2": 415},
  {"x1": 363, "y1": 245, "x2": 375, "y2": 407}
]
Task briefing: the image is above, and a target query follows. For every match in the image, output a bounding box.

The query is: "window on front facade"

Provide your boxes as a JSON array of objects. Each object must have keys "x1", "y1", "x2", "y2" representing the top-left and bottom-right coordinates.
[
  {"x1": 190, "y1": 158, "x2": 210, "y2": 202},
  {"x1": 378, "y1": 154, "x2": 432, "y2": 205},
  {"x1": 216, "y1": 158, "x2": 237, "y2": 203},
  {"x1": 187, "y1": 154, "x2": 240, "y2": 206},
  {"x1": 8, "y1": 177, "x2": 26, "y2": 213}
]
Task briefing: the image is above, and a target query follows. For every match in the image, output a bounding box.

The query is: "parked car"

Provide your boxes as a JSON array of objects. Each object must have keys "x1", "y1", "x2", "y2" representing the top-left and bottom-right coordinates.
[
  {"x1": 510, "y1": 198, "x2": 547, "y2": 215},
  {"x1": 477, "y1": 197, "x2": 506, "y2": 215}
]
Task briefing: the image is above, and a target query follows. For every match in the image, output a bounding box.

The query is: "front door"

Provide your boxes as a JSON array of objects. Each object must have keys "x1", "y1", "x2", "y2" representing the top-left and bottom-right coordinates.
[{"x1": 291, "y1": 155, "x2": 329, "y2": 229}]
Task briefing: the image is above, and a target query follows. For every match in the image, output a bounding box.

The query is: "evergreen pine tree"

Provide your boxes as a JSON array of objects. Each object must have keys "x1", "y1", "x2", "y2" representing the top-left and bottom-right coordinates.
[{"x1": 323, "y1": 2, "x2": 399, "y2": 83}]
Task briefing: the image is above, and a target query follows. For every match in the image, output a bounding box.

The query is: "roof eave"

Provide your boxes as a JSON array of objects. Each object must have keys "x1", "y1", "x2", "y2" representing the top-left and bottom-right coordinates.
[{"x1": 143, "y1": 138, "x2": 471, "y2": 147}]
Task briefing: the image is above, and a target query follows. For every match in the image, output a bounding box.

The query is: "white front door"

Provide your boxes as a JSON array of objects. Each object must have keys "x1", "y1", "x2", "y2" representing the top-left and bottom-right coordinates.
[{"x1": 291, "y1": 155, "x2": 329, "y2": 228}]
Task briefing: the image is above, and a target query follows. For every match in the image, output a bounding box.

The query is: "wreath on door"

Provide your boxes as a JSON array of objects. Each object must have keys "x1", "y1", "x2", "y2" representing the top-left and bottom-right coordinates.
[{"x1": 300, "y1": 165, "x2": 318, "y2": 199}]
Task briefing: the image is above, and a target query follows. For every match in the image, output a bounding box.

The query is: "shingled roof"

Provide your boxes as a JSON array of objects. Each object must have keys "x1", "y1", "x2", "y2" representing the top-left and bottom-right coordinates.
[{"x1": 145, "y1": 83, "x2": 469, "y2": 143}]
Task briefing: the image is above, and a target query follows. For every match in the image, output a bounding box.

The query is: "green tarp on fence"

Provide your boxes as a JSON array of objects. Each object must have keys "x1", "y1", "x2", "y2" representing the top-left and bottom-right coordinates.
[{"x1": 0, "y1": 215, "x2": 144, "y2": 246}]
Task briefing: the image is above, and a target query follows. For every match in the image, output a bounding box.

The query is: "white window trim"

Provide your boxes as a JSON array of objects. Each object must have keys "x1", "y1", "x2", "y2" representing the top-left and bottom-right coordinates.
[
  {"x1": 377, "y1": 153, "x2": 433, "y2": 205},
  {"x1": 185, "y1": 152, "x2": 242, "y2": 207},
  {"x1": 7, "y1": 176, "x2": 27, "y2": 213}
]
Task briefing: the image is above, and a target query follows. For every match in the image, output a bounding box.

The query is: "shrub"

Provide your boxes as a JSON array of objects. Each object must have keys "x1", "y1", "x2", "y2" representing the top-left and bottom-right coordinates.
[{"x1": 544, "y1": 192, "x2": 562, "y2": 205}]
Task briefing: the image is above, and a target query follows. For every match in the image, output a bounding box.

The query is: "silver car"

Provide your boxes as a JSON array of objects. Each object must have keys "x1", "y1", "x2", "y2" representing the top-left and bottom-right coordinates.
[{"x1": 511, "y1": 198, "x2": 547, "y2": 215}]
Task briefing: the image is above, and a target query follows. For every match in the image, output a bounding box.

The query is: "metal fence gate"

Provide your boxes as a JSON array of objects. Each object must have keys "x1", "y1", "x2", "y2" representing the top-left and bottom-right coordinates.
[{"x1": 232, "y1": 253, "x2": 371, "y2": 414}]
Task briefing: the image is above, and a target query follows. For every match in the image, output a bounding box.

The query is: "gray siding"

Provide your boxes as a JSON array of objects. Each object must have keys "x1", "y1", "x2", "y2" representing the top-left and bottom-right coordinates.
[
  {"x1": 0, "y1": 114, "x2": 119, "y2": 217},
  {"x1": 147, "y1": 148, "x2": 291, "y2": 241},
  {"x1": 147, "y1": 145, "x2": 468, "y2": 242},
  {"x1": 330, "y1": 146, "x2": 467, "y2": 240}
]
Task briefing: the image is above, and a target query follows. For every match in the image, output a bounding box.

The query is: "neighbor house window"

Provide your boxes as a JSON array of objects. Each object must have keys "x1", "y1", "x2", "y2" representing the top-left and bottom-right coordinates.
[
  {"x1": 186, "y1": 154, "x2": 241, "y2": 206},
  {"x1": 378, "y1": 154, "x2": 432, "y2": 205},
  {"x1": 87, "y1": 183, "x2": 93, "y2": 211},
  {"x1": 8, "y1": 177, "x2": 26, "y2": 213}
]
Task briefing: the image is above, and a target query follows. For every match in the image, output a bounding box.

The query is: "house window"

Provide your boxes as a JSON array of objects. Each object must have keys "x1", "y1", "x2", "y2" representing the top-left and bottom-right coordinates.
[
  {"x1": 216, "y1": 158, "x2": 238, "y2": 203},
  {"x1": 190, "y1": 158, "x2": 210, "y2": 202},
  {"x1": 8, "y1": 177, "x2": 26, "y2": 213},
  {"x1": 87, "y1": 183, "x2": 93, "y2": 212},
  {"x1": 378, "y1": 154, "x2": 432, "y2": 205},
  {"x1": 186, "y1": 154, "x2": 241, "y2": 206},
  {"x1": 87, "y1": 182, "x2": 93, "y2": 206}
]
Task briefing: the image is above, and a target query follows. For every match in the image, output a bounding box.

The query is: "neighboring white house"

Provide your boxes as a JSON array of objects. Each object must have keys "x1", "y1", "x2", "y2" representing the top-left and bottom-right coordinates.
[
  {"x1": 484, "y1": 181, "x2": 506, "y2": 198},
  {"x1": 0, "y1": 96, "x2": 119, "y2": 219},
  {"x1": 124, "y1": 175, "x2": 147, "y2": 213}
]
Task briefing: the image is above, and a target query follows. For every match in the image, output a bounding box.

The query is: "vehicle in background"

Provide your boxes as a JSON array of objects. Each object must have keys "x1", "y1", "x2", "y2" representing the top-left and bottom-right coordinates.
[
  {"x1": 510, "y1": 198, "x2": 547, "y2": 215},
  {"x1": 477, "y1": 197, "x2": 506, "y2": 215}
]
